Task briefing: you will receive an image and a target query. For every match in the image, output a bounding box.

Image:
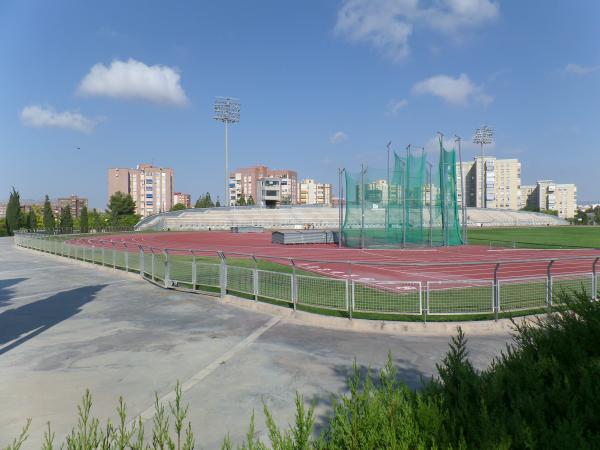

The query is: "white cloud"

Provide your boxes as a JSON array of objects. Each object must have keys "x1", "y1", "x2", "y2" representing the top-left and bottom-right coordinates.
[
  {"x1": 335, "y1": 0, "x2": 499, "y2": 61},
  {"x1": 330, "y1": 131, "x2": 348, "y2": 144},
  {"x1": 20, "y1": 105, "x2": 99, "y2": 133},
  {"x1": 386, "y1": 98, "x2": 408, "y2": 115},
  {"x1": 565, "y1": 63, "x2": 600, "y2": 75},
  {"x1": 77, "y1": 58, "x2": 188, "y2": 106},
  {"x1": 412, "y1": 73, "x2": 492, "y2": 105}
]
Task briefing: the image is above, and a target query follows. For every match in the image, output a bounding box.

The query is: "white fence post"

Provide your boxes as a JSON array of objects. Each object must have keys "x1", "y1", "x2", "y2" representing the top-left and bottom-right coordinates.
[
  {"x1": 151, "y1": 251, "x2": 156, "y2": 280},
  {"x1": 192, "y1": 252, "x2": 197, "y2": 289},
  {"x1": 124, "y1": 244, "x2": 129, "y2": 271},
  {"x1": 252, "y1": 255, "x2": 259, "y2": 302},
  {"x1": 291, "y1": 259, "x2": 297, "y2": 311},
  {"x1": 494, "y1": 263, "x2": 500, "y2": 320},
  {"x1": 219, "y1": 252, "x2": 227, "y2": 298},
  {"x1": 547, "y1": 260, "x2": 555, "y2": 307},
  {"x1": 139, "y1": 246, "x2": 144, "y2": 276},
  {"x1": 593, "y1": 257, "x2": 599, "y2": 301},
  {"x1": 164, "y1": 249, "x2": 170, "y2": 288}
]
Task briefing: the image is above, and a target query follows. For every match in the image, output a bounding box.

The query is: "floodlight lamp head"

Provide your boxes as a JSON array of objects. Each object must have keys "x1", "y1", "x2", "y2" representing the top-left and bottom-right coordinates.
[
  {"x1": 473, "y1": 125, "x2": 494, "y2": 145},
  {"x1": 213, "y1": 97, "x2": 241, "y2": 123}
]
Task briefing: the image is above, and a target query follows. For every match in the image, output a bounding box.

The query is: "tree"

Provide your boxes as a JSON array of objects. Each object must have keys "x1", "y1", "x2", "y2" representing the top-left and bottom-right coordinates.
[
  {"x1": 5, "y1": 187, "x2": 21, "y2": 236},
  {"x1": 107, "y1": 191, "x2": 136, "y2": 224},
  {"x1": 80, "y1": 206, "x2": 89, "y2": 233},
  {"x1": 90, "y1": 208, "x2": 103, "y2": 231},
  {"x1": 247, "y1": 195, "x2": 255, "y2": 206},
  {"x1": 27, "y1": 208, "x2": 37, "y2": 232},
  {"x1": 281, "y1": 195, "x2": 292, "y2": 205},
  {"x1": 42, "y1": 195, "x2": 55, "y2": 232},
  {"x1": 171, "y1": 203, "x2": 186, "y2": 211},
  {"x1": 574, "y1": 209, "x2": 589, "y2": 225},
  {"x1": 195, "y1": 192, "x2": 215, "y2": 209},
  {"x1": 236, "y1": 196, "x2": 247, "y2": 206},
  {"x1": 593, "y1": 206, "x2": 600, "y2": 225},
  {"x1": 215, "y1": 198, "x2": 221, "y2": 207},
  {"x1": 60, "y1": 205, "x2": 73, "y2": 233},
  {"x1": 205, "y1": 192, "x2": 214, "y2": 207}
]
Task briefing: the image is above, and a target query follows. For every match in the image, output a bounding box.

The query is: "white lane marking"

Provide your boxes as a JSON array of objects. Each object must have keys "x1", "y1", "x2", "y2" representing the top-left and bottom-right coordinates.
[{"x1": 132, "y1": 316, "x2": 281, "y2": 425}]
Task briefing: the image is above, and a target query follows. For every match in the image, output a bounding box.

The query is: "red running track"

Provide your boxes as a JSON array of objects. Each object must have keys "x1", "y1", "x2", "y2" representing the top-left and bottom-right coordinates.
[{"x1": 72, "y1": 231, "x2": 600, "y2": 288}]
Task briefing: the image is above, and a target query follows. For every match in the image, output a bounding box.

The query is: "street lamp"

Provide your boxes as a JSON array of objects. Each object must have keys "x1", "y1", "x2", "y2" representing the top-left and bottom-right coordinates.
[
  {"x1": 473, "y1": 125, "x2": 494, "y2": 208},
  {"x1": 213, "y1": 97, "x2": 241, "y2": 207}
]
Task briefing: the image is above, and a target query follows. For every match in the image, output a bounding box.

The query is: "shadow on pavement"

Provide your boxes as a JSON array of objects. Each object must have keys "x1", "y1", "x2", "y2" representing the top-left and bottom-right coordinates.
[
  {"x1": 0, "y1": 277, "x2": 28, "y2": 307},
  {"x1": 0, "y1": 284, "x2": 107, "y2": 356}
]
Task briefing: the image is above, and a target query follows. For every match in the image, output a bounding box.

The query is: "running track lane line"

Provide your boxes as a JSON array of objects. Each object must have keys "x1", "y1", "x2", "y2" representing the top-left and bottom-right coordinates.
[{"x1": 131, "y1": 316, "x2": 282, "y2": 425}]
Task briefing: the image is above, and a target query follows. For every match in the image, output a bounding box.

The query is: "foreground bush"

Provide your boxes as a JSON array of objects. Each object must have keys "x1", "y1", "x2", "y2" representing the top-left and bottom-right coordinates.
[{"x1": 5, "y1": 290, "x2": 600, "y2": 449}]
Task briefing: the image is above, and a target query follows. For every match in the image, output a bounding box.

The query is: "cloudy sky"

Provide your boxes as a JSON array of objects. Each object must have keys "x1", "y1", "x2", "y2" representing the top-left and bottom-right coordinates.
[{"x1": 1, "y1": 0, "x2": 599, "y2": 207}]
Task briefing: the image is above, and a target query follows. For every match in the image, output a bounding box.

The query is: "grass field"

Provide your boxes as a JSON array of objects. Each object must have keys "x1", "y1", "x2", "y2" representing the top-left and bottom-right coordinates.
[{"x1": 467, "y1": 226, "x2": 600, "y2": 249}]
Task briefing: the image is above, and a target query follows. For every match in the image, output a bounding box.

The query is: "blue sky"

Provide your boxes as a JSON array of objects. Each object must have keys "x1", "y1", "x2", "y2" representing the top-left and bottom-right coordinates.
[{"x1": 1, "y1": 0, "x2": 599, "y2": 208}]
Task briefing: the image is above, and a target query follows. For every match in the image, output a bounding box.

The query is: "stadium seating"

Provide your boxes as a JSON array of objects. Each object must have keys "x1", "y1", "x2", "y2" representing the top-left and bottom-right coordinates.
[{"x1": 135, "y1": 205, "x2": 567, "y2": 231}]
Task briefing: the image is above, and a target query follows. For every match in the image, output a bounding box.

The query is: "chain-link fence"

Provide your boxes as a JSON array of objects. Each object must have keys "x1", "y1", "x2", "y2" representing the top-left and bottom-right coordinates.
[{"x1": 13, "y1": 232, "x2": 600, "y2": 320}]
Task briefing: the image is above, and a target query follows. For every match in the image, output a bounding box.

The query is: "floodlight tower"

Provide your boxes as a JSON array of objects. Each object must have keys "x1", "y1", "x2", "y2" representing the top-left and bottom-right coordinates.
[
  {"x1": 213, "y1": 97, "x2": 241, "y2": 207},
  {"x1": 473, "y1": 125, "x2": 494, "y2": 208}
]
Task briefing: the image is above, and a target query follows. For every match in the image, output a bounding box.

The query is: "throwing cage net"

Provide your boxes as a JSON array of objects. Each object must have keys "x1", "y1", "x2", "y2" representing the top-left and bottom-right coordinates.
[{"x1": 342, "y1": 141, "x2": 463, "y2": 248}]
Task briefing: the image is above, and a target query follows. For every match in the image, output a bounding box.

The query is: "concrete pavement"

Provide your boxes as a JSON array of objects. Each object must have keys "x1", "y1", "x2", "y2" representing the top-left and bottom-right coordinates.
[{"x1": 0, "y1": 236, "x2": 512, "y2": 448}]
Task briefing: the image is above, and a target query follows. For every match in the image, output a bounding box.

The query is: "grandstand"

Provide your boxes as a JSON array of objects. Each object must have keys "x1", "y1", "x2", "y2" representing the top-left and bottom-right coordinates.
[{"x1": 135, "y1": 205, "x2": 567, "y2": 232}]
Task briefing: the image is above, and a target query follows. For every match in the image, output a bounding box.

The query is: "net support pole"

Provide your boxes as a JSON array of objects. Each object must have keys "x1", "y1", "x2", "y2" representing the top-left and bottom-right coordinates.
[
  {"x1": 427, "y1": 162, "x2": 433, "y2": 247},
  {"x1": 456, "y1": 136, "x2": 468, "y2": 244},
  {"x1": 338, "y1": 168, "x2": 344, "y2": 248},
  {"x1": 403, "y1": 148, "x2": 408, "y2": 249},
  {"x1": 360, "y1": 164, "x2": 365, "y2": 249}
]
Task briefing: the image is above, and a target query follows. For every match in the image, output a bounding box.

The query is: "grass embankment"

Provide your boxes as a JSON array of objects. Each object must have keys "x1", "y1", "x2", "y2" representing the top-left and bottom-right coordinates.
[{"x1": 468, "y1": 226, "x2": 600, "y2": 249}]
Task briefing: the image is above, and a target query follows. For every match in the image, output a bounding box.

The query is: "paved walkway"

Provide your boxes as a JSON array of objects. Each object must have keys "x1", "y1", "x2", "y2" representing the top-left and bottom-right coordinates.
[{"x1": 0, "y1": 237, "x2": 512, "y2": 449}]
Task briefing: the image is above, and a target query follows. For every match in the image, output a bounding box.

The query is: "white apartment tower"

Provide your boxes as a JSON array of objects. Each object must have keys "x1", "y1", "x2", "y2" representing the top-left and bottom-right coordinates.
[
  {"x1": 108, "y1": 164, "x2": 173, "y2": 217},
  {"x1": 299, "y1": 179, "x2": 332, "y2": 205},
  {"x1": 459, "y1": 157, "x2": 522, "y2": 210}
]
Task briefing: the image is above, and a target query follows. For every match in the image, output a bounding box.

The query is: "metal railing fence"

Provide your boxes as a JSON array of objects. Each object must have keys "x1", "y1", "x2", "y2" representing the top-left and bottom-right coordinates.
[{"x1": 13, "y1": 232, "x2": 600, "y2": 320}]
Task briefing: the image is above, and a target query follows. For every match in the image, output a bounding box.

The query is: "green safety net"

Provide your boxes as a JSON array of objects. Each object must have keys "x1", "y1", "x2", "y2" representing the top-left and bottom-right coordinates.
[{"x1": 342, "y1": 141, "x2": 463, "y2": 248}]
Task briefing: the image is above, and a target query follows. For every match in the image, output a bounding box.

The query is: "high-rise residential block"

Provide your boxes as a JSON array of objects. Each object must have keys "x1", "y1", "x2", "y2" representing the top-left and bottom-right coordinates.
[
  {"x1": 524, "y1": 180, "x2": 577, "y2": 218},
  {"x1": 299, "y1": 179, "x2": 332, "y2": 205},
  {"x1": 173, "y1": 192, "x2": 191, "y2": 208},
  {"x1": 108, "y1": 164, "x2": 173, "y2": 217},
  {"x1": 57, "y1": 195, "x2": 88, "y2": 218},
  {"x1": 458, "y1": 157, "x2": 522, "y2": 210},
  {"x1": 229, "y1": 165, "x2": 298, "y2": 206}
]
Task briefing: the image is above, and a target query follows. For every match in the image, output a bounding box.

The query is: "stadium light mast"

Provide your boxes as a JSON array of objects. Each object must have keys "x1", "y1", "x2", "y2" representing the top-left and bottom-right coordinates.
[
  {"x1": 213, "y1": 97, "x2": 241, "y2": 207},
  {"x1": 473, "y1": 125, "x2": 494, "y2": 209},
  {"x1": 454, "y1": 135, "x2": 468, "y2": 244}
]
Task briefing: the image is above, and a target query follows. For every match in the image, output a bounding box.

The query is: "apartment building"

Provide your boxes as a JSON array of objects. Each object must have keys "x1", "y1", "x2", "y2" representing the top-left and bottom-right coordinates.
[
  {"x1": 56, "y1": 195, "x2": 88, "y2": 218},
  {"x1": 299, "y1": 179, "x2": 332, "y2": 205},
  {"x1": 173, "y1": 192, "x2": 191, "y2": 208},
  {"x1": 108, "y1": 164, "x2": 173, "y2": 217},
  {"x1": 229, "y1": 165, "x2": 298, "y2": 206},
  {"x1": 458, "y1": 157, "x2": 522, "y2": 210},
  {"x1": 523, "y1": 180, "x2": 577, "y2": 219}
]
